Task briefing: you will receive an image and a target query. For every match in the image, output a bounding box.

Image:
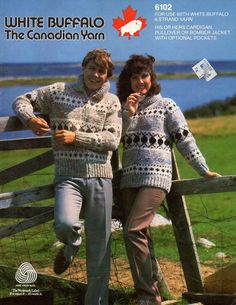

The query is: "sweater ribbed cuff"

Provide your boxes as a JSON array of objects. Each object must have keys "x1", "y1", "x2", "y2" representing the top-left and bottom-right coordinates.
[
  {"x1": 19, "y1": 113, "x2": 36, "y2": 127},
  {"x1": 190, "y1": 160, "x2": 209, "y2": 176}
]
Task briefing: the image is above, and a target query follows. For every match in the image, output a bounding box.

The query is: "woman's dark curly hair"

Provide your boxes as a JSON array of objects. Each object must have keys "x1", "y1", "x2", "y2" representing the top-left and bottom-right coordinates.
[{"x1": 117, "y1": 54, "x2": 161, "y2": 103}]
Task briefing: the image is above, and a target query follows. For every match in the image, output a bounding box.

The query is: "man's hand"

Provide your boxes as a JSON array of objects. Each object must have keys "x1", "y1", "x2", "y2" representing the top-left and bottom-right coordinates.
[
  {"x1": 28, "y1": 117, "x2": 50, "y2": 136},
  {"x1": 54, "y1": 130, "x2": 76, "y2": 145},
  {"x1": 204, "y1": 171, "x2": 221, "y2": 178}
]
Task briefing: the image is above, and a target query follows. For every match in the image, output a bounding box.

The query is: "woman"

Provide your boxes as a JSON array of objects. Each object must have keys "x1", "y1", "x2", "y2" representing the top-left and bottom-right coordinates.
[{"x1": 117, "y1": 54, "x2": 220, "y2": 305}]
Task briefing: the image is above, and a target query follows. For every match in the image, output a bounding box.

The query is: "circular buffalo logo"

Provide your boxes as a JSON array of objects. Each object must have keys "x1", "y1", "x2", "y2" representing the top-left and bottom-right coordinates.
[{"x1": 113, "y1": 5, "x2": 147, "y2": 40}]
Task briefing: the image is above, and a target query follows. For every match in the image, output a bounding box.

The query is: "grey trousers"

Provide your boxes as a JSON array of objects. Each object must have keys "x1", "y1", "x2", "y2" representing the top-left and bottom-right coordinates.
[
  {"x1": 54, "y1": 177, "x2": 112, "y2": 305},
  {"x1": 122, "y1": 187, "x2": 166, "y2": 304}
]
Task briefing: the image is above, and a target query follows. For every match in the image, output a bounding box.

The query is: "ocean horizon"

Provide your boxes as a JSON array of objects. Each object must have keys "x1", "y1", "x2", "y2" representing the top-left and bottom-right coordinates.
[{"x1": 1, "y1": 60, "x2": 236, "y2": 79}]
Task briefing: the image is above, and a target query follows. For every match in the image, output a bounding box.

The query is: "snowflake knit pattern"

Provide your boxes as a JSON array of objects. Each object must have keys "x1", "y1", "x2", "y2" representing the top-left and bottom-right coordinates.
[
  {"x1": 13, "y1": 76, "x2": 122, "y2": 178},
  {"x1": 121, "y1": 94, "x2": 209, "y2": 192}
]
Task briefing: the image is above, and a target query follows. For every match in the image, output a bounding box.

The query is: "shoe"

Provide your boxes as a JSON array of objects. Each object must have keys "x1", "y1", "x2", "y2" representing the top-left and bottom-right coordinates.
[{"x1": 53, "y1": 245, "x2": 77, "y2": 275}]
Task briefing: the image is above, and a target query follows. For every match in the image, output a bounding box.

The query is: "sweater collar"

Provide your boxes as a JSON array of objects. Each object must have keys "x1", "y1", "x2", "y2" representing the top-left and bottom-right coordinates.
[
  {"x1": 138, "y1": 93, "x2": 162, "y2": 110},
  {"x1": 73, "y1": 75, "x2": 110, "y2": 102}
]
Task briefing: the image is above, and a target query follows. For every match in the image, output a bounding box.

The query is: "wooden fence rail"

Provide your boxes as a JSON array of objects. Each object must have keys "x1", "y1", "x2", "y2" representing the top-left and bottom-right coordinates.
[
  {"x1": 0, "y1": 150, "x2": 53, "y2": 184},
  {"x1": 0, "y1": 175, "x2": 235, "y2": 240},
  {"x1": 0, "y1": 136, "x2": 51, "y2": 150},
  {"x1": 0, "y1": 115, "x2": 48, "y2": 133},
  {"x1": 1, "y1": 176, "x2": 235, "y2": 211}
]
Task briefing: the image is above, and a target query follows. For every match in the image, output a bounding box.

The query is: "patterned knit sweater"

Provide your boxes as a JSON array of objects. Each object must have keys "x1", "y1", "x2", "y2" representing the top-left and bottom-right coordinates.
[
  {"x1": 121, "y1": 93, "x2": 209, "y2": 192},
  {"x1": 13, "y1": 76, "x2": 122, "y2": 178}
]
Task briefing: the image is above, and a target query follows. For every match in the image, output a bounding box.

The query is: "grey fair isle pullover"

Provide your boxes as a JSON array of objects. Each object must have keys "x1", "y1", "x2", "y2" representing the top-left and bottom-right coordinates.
[
  {"x1": 13, "y1": 76, "x2": 122, "y2": 178},
  {"x1": 121, "y1": 94, "x2": 209, "y2": 192}
]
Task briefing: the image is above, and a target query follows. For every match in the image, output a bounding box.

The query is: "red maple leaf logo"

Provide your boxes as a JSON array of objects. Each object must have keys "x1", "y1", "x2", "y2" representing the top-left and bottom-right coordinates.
[{"x1": 112, "y1": 5, "x2": 147, "y2": 40}]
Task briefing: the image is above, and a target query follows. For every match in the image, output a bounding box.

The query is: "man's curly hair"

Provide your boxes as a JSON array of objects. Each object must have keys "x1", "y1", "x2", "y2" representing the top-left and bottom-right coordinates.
[
  {"x1": 82, "y1": 48, "x2": 114, "y2": 78},
  {"x1": 117, "y1": 54, "x2": 161, "y2": 103}
]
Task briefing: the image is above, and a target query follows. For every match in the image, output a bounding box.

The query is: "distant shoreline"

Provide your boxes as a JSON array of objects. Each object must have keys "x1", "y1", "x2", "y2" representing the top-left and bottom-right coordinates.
[{"x1": 1, "y1": 71, "x2": 236, "y2": 87}]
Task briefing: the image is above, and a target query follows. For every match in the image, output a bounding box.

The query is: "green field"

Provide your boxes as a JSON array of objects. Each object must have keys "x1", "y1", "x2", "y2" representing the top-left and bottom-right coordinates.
[{"x1": 0, "y1": 115, "x2": 236, "y2": 304}]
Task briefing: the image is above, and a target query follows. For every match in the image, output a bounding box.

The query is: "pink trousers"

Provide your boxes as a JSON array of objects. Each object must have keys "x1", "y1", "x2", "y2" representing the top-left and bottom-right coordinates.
[{"x1": 122, "y1": 187, "x2": 166, "y2": 305}]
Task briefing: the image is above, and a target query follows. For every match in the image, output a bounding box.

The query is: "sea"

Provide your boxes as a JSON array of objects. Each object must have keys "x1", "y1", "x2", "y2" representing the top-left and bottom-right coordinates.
[{"x1": 0, "y1": 61, "x2": 236, "y2": 139}]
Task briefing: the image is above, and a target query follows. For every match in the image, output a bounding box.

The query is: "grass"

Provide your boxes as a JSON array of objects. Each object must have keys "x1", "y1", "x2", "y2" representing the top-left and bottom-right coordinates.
[
  {"x1": 164, "y1": 127, "x2": 236, "y2": 267},
  {"x1": 187, "y1": 114, "x2": 236, "y2": 136},
  {"x1": 0, "y1": 115, "x2": 236, "y2": 303},
  {"x1": 0, "y1": 148, "x2": 54, "y2": 192}
]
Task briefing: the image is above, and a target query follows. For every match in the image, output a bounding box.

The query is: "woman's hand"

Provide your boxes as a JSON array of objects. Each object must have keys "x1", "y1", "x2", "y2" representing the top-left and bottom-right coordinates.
[
  {"x1": 204, "y1": 171, "x2": 221, "y2": 178},
  {"x1": 28, "y1": 117, "x2": 50, "y2": 136},
  {"x1": 54, "y1": 130, "x2": 76, "y2": 145},
  {"x1": 125, "y1": 93, "x2": 141, "y2": 117}
]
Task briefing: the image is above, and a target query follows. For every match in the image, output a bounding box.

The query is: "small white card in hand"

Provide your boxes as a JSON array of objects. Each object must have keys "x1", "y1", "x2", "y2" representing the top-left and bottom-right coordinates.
[{"x1": 192, "y1": 58, "x2": 217, "y2": 81}]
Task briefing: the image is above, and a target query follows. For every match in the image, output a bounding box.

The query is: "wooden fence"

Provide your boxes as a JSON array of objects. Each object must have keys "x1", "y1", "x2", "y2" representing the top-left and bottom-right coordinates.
[{"x1": 1, "y1": 115, "x2": 236, "y2": 305}]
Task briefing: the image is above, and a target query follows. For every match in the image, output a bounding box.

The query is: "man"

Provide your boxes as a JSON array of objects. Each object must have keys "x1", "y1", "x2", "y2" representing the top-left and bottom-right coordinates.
[{"x1": 13, "y1": 49, "x2": 122, "y2": 305}]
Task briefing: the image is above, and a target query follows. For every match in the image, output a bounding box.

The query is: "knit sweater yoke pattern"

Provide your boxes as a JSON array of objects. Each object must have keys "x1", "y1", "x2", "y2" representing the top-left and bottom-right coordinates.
[
  {"x1": 121, "y1": 94, "x2": 209, "y2": 192},
  {"x1": 13, "y1": 77, "x2": 122, "y2": 178}
]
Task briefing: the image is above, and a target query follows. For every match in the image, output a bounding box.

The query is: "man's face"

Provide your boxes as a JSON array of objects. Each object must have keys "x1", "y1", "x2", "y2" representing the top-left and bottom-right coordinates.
[{"x1": 83, "y1": 61, "x2": 108, "y2": 94}]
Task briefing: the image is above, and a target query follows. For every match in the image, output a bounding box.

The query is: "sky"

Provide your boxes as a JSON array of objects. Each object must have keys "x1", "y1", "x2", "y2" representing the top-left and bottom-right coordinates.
[{"x1": 0, "y1": 0, "x2": 236, "y2": 63}]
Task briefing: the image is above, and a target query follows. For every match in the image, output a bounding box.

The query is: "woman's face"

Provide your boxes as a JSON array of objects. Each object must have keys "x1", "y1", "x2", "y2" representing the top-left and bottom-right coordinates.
[{"x1": 130, "y1": 71, "x2": 152, "y2": 95}]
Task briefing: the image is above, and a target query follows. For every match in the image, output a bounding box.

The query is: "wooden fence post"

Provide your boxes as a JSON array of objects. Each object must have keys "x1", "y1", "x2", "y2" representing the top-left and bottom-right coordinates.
[{"x1": 166, "y1": 151, "x2": 204, "y2": 293}]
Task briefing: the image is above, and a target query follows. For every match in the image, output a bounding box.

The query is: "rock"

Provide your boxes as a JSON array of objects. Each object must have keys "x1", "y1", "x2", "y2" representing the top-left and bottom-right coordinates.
[
  {"x1": 215, "y1": 251, "x2": 228, "y2": 259},
  {"x1": 110, "y1": 214, "x2": 172, "y2": 231},
  {"x1": 151, "y1": 214, "x2": 172, "y2": 227},
  {"x1": 111, "y1": 219, "x2": 122, "y2": 232},
  {"x1": 196, "y1": 237, "x2": 216, "y2": 249},
  {"x1": 52, "y1": 240, "x2": 64, "y2": 249}
]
